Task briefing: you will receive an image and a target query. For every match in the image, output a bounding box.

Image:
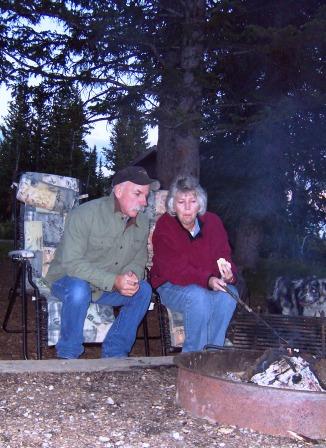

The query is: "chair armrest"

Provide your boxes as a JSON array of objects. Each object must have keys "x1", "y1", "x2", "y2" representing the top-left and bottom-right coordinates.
[{"x1": 8, "y1": 250, "x2": 35, "y2": 260}]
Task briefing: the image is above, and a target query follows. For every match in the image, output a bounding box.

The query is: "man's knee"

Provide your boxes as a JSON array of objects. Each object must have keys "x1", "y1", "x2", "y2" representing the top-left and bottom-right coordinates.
[
  {"x1": 138, "y1": 280, "x2": 152, "y2": 299},
  {"x1": 64, "y1": 277, "x2": 91, "y2": 306},
  {"x1": 129, "y1": 280, "x2": 152, "y2": 309}
]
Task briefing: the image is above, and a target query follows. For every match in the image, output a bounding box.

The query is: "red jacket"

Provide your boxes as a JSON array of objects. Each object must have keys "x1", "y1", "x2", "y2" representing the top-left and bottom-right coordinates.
[{"x1": 150, "y1": 212, "x2": 237, "y2": 289}]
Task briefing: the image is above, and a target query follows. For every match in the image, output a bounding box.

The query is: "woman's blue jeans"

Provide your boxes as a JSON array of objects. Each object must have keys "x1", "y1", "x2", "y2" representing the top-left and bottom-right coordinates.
[
  {"x1": 158, "y1": 282, "x2": 237, "y2": 352},
  {"x1": 51, "y1": 276, "x2": 152, "y2": 359}
]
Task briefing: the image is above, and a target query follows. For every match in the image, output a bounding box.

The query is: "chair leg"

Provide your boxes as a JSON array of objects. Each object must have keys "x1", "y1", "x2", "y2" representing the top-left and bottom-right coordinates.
[
  {"x1": 3, "y1": 261, "x2": 29, "y2": 359},
  {"x1": 3, "y1": 260, "x2": 43, "y2": 360},
  {"x1": 27, "y1": 263, "x2": 42, "y2": 360},
  {"x1": 142, "y1": 314, "x2": 150, "y2": 357},
  {"x1": 21, "y1": 262, "x2": 29, "y2": 360},
  {"x1": 2, "y1": 264, "x2": 23, "y2": 333},
  {"x1": 157, "y1": 301, "x2": 167, "y2": 356},
  {"x1": 2, "y1": 262, "x2": 31, "y2": 360}
]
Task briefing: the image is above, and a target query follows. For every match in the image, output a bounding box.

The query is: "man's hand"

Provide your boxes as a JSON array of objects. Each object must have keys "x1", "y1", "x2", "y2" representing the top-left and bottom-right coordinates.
[
  {"x1": 114, "y1": 271, "x2": 140, "y2": 296},
  {"x1": 208, "y1": 276, "x2": 227, "y2": 292}
]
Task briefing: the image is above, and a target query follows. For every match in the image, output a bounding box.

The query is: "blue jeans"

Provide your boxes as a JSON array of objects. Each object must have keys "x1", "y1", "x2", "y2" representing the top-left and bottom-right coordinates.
[
  {"x1": 158, "y1": 282, "x2": 237, "y2": 352},
  {"x1": 51, "y1": 276, "x2": 152, "y2": 359}
]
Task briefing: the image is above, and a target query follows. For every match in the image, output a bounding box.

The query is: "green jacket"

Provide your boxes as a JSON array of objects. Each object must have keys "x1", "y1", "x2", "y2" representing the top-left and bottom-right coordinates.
[{"x1": 45, "y1": 193, "x2": 150, "y2": 301}]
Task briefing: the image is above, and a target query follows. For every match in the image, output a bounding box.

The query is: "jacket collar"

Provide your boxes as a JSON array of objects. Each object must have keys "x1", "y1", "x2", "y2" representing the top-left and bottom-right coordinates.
[{"x1": 175, "y1": 214, "x2": 203, "y2": 239}]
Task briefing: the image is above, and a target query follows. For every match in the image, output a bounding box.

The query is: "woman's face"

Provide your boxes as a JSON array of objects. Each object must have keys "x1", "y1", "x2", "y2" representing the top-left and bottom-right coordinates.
[{"x1": 173, "y1": 190, "x2": 200, "y2": 230}]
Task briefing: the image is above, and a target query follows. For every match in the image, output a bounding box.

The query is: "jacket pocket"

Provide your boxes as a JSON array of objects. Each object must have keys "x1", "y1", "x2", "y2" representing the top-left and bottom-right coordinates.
[
  {"x1": 132, "y1": 238, "x2": 144, "y2": 252},
  {"x1": 89, "y1": 235, "x2": 114, "y2": 250}
]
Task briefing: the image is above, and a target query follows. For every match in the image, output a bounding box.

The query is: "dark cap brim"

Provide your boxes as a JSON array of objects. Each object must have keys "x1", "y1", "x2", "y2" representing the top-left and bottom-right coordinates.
[{"x1": 112, "y1": 166, "x2": 160, "y2": 190}]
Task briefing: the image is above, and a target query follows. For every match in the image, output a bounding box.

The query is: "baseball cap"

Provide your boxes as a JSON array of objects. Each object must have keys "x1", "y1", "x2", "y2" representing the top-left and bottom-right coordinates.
[{"x1": 112, "y1": 166, "x2": 160, "y2": 190}]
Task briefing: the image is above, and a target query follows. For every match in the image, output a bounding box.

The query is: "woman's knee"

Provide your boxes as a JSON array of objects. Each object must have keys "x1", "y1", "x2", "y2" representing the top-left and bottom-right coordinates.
[
  {"x1": 185, "y1": 285, "x2": 208, "y2": 303},
  {"x1": 216, "y1": 290, "x2": 237, "y2": 312},
  {"x1": 184, "y1": 285, "x2": 210, "y2": 317}
]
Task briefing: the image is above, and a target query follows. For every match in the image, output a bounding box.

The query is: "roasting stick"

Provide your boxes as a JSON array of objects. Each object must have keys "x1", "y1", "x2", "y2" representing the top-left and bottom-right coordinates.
[
  {"x1": 221, "y1": 283, "x2": 291, "y2": 347},
  {"x1": 216, "y1": 258, "x2": 290, "y2": 348}
]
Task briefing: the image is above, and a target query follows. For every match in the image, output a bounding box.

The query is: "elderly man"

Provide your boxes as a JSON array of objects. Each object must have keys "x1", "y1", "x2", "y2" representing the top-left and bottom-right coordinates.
[
  {"x1": 150, "y1": 175, "x2": 238, "y2": 352},
  {"x1": 46, "y1": 166, "x2": 157, "y2": 359}
]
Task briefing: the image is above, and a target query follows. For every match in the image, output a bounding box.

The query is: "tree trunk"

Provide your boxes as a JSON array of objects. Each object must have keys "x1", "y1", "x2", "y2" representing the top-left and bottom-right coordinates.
[
  {"x1": 234, "y1": 217, "x2": 263, "y2": 270},
  {"x1": 156, "y1": 0, "x2": 206, "y2": 188}
]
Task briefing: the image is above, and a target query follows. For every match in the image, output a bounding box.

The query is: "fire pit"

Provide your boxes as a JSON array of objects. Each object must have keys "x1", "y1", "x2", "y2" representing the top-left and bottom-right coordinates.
[{"x1": 175, "y1": 348, "x2": 326, "y2": 439}]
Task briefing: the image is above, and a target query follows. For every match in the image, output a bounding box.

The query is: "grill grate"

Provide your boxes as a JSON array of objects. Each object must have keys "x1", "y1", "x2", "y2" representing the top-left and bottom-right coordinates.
[{"x1": 228, "y1": 313, "x2": 326, "y2": 356}]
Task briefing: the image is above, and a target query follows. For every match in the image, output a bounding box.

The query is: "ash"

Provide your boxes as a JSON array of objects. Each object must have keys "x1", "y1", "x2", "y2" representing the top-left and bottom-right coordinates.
[
  {"x1": 224, "y1": 371, "x2": 244, "y2": 382},
  {"x1": 250, "y1": 355, "x2": 325, "y2": 392}
]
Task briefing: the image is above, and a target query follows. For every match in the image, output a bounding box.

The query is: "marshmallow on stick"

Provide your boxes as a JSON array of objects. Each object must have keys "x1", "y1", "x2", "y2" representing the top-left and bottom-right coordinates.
[{"x1": 217, "y1": 258, "x2": 232, "y2": 280}]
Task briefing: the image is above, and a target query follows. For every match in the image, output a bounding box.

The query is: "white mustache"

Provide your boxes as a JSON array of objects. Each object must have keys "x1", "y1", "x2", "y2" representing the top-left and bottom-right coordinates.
[{"x1": 131, "y1": 206, "x2": 145, "y2": 213}]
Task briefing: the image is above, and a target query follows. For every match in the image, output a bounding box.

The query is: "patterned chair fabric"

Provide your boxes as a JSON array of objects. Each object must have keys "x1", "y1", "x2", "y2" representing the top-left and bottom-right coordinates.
[
  {"x1": 146, "y1": 189, "x2": 185, "y2": 349},
  {"x1": 166, "y1": 309, "x2": 185, "y2": 348},
  {"x1": 17, "y1": 172, "x2": 115, "y2": 346}
]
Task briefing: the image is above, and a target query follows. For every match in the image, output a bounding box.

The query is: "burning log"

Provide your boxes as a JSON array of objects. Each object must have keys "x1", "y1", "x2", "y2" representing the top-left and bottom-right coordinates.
[
  {"x1": 251, "y1": 354, "x2": 324, "y2": 391},
  {"x1": 175, "y1": 349, "x2": 326, "y2": 439},
  {"x1": 245, "y1": 348, "x2": 325, "y2": 392}
]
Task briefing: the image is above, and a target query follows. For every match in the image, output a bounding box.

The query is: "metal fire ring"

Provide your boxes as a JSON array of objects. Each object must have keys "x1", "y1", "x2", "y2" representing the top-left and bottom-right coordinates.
[{"x1": 175, "y1": 349, "x2": 326, "y2": 439}]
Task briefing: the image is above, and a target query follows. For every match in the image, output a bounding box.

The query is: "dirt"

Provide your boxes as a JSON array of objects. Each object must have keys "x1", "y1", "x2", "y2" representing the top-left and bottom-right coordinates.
[{"x1": 0, "y1": 257, "x2": 325, "y2": 448}]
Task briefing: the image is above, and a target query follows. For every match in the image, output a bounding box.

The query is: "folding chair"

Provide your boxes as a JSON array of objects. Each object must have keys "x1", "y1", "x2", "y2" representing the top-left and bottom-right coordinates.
[{"x1": 2, "y1": 172, "x2": 116, "y2": 359}]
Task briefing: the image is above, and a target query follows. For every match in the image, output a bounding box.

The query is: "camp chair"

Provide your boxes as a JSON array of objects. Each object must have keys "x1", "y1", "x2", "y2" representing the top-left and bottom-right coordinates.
[{"x1": 2, "y1": 172, "x2": 152, "y2": 359}]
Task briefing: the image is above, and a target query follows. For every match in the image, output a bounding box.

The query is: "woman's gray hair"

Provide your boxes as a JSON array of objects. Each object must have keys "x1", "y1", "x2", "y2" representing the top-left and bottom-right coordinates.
[{"x1": 166, "y1": 175, "x2": 207, "y2": 216}]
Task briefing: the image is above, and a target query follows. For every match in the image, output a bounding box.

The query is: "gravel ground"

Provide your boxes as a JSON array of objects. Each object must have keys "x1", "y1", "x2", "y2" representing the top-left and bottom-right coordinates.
[{"x1": 1, "y1": 366, "x2": 324, "y2": 448}]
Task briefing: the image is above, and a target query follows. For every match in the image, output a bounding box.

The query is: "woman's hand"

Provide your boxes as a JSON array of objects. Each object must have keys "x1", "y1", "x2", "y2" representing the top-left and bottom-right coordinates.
[
  {"x1": 208, "y1": 276, "x2": 227, "y2": 292},
  {"x1": 217, "y1": 258, "x2": 234, "y2": 283}
]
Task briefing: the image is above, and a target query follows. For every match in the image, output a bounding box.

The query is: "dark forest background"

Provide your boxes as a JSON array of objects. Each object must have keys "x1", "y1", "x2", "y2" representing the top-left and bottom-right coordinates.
[{"x1": 0, "y1": 1, "x2": 325, "y2": 296}]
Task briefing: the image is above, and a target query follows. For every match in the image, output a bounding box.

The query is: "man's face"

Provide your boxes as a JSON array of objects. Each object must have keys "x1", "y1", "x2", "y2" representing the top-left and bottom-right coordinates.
[
  {"x1": 174, "y1": 191, "x2": 200, "y2": 230},
  {"x1": 114, "y1": 181, "x2": 150, "y2": 218}
]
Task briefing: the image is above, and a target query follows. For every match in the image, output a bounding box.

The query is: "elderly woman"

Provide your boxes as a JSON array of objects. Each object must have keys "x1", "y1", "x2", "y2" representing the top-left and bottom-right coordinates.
[{"x1": 150, "y1": 176, "x2": 238, "y2": 352}]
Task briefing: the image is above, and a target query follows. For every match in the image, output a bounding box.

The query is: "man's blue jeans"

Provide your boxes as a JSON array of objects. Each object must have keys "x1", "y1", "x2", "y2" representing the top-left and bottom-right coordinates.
[
  {"x1": 51, "y1": 276, "x2": 152, "y2": 359},
  {"x1": 158, "y1": 282, "x2": 237, "y2": 352}
]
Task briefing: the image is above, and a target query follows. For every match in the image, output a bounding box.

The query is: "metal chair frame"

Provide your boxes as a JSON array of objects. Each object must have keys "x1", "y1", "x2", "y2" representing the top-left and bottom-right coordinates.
[{"x1": 3, "y1": 251, "x2": 44, "y2": 359}]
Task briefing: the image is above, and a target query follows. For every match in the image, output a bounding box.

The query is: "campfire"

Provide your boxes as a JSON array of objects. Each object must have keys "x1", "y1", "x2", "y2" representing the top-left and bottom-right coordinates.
[
  {"x1": 175, "y1": 348, "x2": 326, "y2": 439},
  {"x1": 225, "y1": 347, "x2": 325, "y2": 392}
]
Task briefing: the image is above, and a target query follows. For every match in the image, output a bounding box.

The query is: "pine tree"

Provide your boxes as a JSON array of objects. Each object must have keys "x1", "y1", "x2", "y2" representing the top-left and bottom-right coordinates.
[
  {"x1": 0, "y1": 81, "x2": 33, "y2": 219},
  {"x1": 29, "y1": 84, "x2": 50, "y2": 171},
  {"x1": 104, "y1": 112, "x2": 149, "y2": 173},
  {"x1": 84, "y1": 145, "x2": 100, "y2": 199},
  {"x1": 96, "y1": 156, "x2": 106, "y2": 197},
  {"x1": 43, "y1": 84, "x2": 89, "y2": 180}
]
